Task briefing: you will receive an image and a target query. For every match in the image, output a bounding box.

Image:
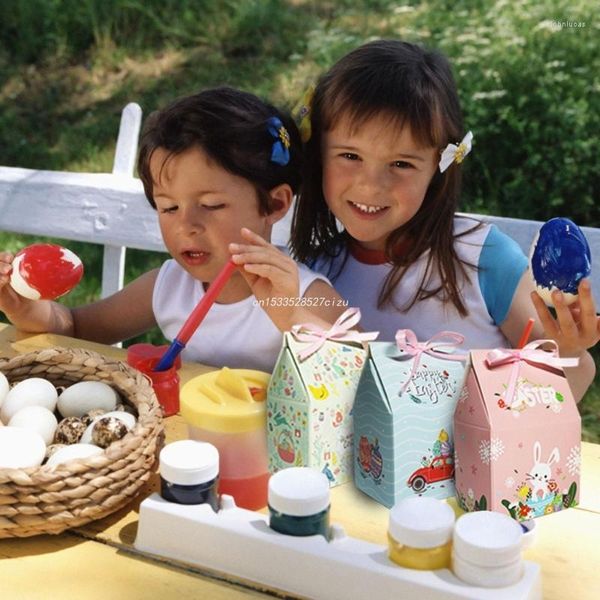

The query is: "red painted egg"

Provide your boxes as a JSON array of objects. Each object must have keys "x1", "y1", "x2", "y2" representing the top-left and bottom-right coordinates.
[{"x1": 10, "y1": 243, "x2": 84, "y2": 300}]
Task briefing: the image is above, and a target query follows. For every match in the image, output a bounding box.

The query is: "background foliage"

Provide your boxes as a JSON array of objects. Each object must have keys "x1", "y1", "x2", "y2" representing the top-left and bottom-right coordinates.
[{"x1": 0, "y1": 0, "x2": 598, "y2": 438}]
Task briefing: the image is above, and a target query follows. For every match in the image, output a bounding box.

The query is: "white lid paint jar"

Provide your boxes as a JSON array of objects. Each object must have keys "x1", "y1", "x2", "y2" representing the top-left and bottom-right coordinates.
[
  {"x1": 268, "y1": 467, "x2": 330, "y2": 539},
  {"x1": 387, "y1": 497, "x2": 455, "y2": 570},
  {"x1": 159, "y1": 440, "x2": 220, "y2": 511},
  {"x1": 452, "y1": 511, "x2": 524, "y2": 587}
]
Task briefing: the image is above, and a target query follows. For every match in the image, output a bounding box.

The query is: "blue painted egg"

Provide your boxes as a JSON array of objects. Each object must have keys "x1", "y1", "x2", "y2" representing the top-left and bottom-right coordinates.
[{"x1": 530, "y1": 217, "x2": 591, "y2": 306}]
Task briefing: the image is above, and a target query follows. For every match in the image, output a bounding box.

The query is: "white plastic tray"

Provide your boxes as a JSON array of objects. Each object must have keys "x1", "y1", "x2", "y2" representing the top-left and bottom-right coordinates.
[{"x1": 134, "y1": 494, "x2": 542, "y2": 600}]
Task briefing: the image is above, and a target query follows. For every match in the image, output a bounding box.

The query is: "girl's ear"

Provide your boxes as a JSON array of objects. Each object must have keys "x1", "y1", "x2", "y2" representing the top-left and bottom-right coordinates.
[{"x1": 266, "y1": 183, "x2": 293, "y2": 225}]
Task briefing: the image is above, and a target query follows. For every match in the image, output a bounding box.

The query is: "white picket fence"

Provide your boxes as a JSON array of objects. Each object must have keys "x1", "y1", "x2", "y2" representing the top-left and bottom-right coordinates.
[{"x1": 0, "y1": 103, "x2": 598, "y2": 301}]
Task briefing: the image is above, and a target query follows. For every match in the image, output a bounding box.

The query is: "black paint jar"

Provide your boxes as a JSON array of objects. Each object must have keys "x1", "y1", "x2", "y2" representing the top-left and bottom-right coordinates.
[{"x1": 159, "y1": 440, "x2": 220, "y2": 512}]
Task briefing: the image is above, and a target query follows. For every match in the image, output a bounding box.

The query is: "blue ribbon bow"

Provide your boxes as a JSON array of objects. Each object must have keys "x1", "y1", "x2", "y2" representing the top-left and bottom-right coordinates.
[{"x1": 267, "y1": 116, "x2": 290, "y2": 166}]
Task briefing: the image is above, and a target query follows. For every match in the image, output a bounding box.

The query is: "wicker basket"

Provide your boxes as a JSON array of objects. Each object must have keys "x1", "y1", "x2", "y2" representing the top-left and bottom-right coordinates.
[{"x1": 0, "y1": 346, "x2": 164, "y2": 538}]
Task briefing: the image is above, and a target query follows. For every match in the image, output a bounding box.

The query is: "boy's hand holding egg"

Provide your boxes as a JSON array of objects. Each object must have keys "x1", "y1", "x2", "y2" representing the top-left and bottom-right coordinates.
[{"x1": 9, "y1": 243, "x2": 83, "y2": 300}]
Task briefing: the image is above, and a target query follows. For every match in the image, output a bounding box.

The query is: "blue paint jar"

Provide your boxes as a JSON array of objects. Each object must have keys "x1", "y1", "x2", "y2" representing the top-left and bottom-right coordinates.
[
  {"x1": 268, "y1": 467, "x2": 330, "y2": 540},
  {"x1": 159, "y1": 440, "x2": 219, "y2": 511}
]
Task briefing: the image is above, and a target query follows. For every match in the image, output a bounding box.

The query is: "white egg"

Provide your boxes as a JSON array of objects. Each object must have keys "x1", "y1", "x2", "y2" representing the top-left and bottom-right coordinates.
[
  {"x1": 8, "y1": 406, "x2": 58, "y2": 445},
  {"x1": 79, "y1": 410, "x2": 136, "y2": 444},
  {"x1": 0, "y1": 378, "x2": 58, "y2": 423},
  {"x1": 46, "y1": 443, "x2": 103, "y2": 467},
  {"x1": 0, "y1": 372, "x2": 9, "y2": 412},
  {"x1": 57, "y1": 381, "x2": 118, "y2": 418},
  {"x1": 0, "y1": 426, "x2": 46, "y2": 469}
]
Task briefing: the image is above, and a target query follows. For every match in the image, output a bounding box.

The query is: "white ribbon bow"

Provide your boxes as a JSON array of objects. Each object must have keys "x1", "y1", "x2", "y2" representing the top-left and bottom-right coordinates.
[
  {"x1": 439, "y1": 131, "x2": 473, "y2": 173},
  {"x1": 290, "y1": 308, "x2": 379, "y2": 361}
]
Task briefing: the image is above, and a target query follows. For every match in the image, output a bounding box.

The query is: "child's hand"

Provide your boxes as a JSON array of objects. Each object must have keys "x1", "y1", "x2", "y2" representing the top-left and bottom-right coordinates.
[
  {"x1": 531, "y1": 279, "x2": 600, "y2": 357},
  {"x1": 229, "y1": 228, "x2": 300, "y2": 330},
  {"x1": 0, "y1": 251, "x2": 31, "y2": 319}
]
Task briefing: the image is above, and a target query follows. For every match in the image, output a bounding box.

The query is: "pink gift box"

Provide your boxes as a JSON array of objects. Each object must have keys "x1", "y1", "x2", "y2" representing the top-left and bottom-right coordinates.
[{"x1": 454, "y1": 341, "x2": 581, "y2": 521}]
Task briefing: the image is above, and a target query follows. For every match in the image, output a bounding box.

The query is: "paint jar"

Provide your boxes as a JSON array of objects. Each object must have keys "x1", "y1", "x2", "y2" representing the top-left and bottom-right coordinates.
[
  {"x1": 127, "y1": 346, "x2": 180, "y2": 417},
  {"x1": 180, "y1": 367, "x2": 271, "y2": 510},
  {"x1": 387, "y1": 497, "x2": 455, "y2": 570},
  {"x1": 452, "y1": 511, "x2": 524, "y2": 587},
  {"x1": 159, "y1": 440, "x2": 220, "y2": 511},
  {"x1": 268, "y1": 467, "x2": 330, "y2": 539}
]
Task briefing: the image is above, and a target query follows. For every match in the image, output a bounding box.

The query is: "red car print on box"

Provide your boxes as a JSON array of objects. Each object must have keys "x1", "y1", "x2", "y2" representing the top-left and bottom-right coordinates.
[{"x1": 407, "y1": 455, "x2": 454, "y2": 493}]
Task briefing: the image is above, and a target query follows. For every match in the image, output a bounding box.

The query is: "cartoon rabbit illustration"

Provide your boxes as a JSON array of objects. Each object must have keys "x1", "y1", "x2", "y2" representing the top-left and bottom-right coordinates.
[{"x1": 529, "y1": 441, "x2": 560, "y2": 499}]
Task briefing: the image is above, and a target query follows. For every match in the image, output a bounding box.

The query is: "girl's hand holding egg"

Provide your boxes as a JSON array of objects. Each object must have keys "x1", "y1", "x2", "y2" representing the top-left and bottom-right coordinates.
[{"x1": 530, "y1": 218, "x2": 600, "y2": 356}]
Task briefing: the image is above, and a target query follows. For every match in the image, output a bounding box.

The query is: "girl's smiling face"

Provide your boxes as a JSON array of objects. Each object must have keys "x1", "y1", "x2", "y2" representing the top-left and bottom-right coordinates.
[
  {"x1": 150, "y1": 145, "x2": 273, "y2": 301},
  {"x1": 321, "y1": 114, "x2": 438, "y2": 251}
]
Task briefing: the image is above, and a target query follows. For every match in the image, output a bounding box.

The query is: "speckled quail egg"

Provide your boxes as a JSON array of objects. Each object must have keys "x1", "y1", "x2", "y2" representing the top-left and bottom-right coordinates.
[
  {"x1": 0, "y1": 378, "x2": 58, "y2": 423},
  {"x1": 91, "y1": 416, "x2": 129, "y2": 449},
  {"x1": 54, "y1": 416, "x2": 86, "y2": 445},
  {"x1": 81, "y1": 409, "x2": 106, "y2": 427},
  {"x1": 80, "y1": 410, "x2": 136, "y2": 444},
  {"x1": 44, "y1": 443, "x2": 67, "y2": 461},
  {"x1": 57, "y1": 381, "x2": 118, "y2": 418},
  {"x1": 8, "y1": 406, "x2": 58, "y2": 445}
]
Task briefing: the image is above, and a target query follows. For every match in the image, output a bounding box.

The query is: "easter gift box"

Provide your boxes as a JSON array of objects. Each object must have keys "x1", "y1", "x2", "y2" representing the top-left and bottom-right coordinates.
[
  {"x1": 454, "y1": 340, "x2": 580, "y2": 521},
  {"x1": 353, "y1": 330, "x2": 469, "y2": 508},
  {"x1": 267, "y1": 309, "x2": 377, "y2": 486}
]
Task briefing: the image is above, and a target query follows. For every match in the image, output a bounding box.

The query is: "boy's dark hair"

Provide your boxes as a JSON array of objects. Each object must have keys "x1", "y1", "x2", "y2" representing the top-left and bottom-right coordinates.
[
  {"x1": 291, "y1": 40, "x2": 479, "y2": 316},
  {"x1": 137, "y1": 86, "x2": 302, "y2": 215}
]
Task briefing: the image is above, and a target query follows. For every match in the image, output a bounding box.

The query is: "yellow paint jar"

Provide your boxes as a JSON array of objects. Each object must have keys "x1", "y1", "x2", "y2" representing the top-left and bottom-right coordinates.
[{"x1": 387, "y1": 497, "x2": 455, "y2": 570}]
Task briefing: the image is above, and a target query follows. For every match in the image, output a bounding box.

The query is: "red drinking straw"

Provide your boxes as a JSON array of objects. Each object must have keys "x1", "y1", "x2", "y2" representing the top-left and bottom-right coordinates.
[
  {"x1": 154, "y1": 259, "x2": 237, "y2": 371},
  {"x1": 517, "y1": 318, "x2": 535, "y2": 349}
]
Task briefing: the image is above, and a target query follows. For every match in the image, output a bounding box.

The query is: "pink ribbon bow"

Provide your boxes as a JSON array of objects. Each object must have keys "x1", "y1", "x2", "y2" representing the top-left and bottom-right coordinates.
[
  {"x1": 290, "y1": 307, "x2": 379, "y2": 361},
  {"x1": 485, "y1": 340, "x2": 579, "y2": 407},
  {"x1": 395, "y1": 330, "x2": 467, "y2": 395}
]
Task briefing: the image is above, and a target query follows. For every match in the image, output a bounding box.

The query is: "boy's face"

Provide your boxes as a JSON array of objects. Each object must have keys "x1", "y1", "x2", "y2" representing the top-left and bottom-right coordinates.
[
  {"x1": 150, "y1": 146, "x2": 272, "y2": 293},
  {"x1": 321, "y1": 114, "x2": 438, "y2": 251}
]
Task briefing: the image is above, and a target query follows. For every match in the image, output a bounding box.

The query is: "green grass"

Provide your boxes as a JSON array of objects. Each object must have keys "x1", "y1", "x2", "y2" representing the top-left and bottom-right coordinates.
[{"x1": 0, "y1": 0, "x2": 598, "y2": 439}]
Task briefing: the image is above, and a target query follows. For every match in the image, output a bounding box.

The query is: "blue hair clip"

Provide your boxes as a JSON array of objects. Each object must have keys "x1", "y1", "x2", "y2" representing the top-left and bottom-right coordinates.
[{"x1": 267, "y1": 116, "x2": 290, "y2": 166}]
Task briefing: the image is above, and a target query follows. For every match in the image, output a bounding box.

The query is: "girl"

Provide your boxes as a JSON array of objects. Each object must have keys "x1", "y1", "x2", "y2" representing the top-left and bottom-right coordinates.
[
  {"x1": 291, "y1": 40, "x2": 598, "y2": 400},
  {"x1": 0, "y1": 87, "x2": 343, "y2": 372}
]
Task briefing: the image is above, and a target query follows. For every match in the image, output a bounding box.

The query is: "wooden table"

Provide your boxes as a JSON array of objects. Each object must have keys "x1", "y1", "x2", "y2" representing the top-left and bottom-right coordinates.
[{"x1": 0, "y1": 324, "x2": 598, "y2": 599}]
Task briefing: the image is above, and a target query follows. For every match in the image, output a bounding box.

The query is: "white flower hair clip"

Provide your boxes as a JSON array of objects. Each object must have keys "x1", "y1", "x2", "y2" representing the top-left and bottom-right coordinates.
[{"x1": 439, "y1": 131, "x2": 473, "y2": 173}]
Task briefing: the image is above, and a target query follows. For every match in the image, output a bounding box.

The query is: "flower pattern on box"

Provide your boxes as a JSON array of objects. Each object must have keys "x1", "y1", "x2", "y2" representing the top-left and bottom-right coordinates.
[{"x1": 495, "y1": 377, "x2": 564, "y2": 417}]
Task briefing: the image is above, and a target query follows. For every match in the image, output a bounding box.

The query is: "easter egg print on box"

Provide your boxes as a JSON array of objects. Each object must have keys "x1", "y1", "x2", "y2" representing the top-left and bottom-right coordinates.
[
  {"x1": 353, "y1": 334, "x2": 468, "y2": 508},
  {"x1": 267, "y1": 331, "x2": 368, "y2": 487}
]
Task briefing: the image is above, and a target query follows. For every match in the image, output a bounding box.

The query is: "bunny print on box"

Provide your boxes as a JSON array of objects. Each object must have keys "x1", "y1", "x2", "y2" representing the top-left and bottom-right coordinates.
[
  {"x1": 529, "y1": 442, "x2": 559, "y2": 500},
  {"x1": 454, "y1": 348, "x2": 581, "y2": 522}
]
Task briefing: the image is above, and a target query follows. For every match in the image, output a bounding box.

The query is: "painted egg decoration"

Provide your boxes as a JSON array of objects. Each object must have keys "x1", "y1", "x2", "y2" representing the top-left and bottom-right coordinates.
[
  {"x1": 530, "y1": 217, "x2": 592, "y2": 306},
  {"x1": 10, "y1": 243, "x2": 84, "y2": 300}
]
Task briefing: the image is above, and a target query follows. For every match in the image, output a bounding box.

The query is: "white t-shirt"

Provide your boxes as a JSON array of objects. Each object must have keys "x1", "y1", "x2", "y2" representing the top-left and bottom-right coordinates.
[
  {"x1": 153, "y1": 259, "x2": 328, "y2": 372},
  {"x1": 313, "y1": 217, "x2": 527, "y2": 350}
]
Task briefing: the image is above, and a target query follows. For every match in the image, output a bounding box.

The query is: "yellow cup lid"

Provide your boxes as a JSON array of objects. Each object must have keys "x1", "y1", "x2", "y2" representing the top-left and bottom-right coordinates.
[{"x1": 180, "y1": 367, "x2": 270, "y2": 433}]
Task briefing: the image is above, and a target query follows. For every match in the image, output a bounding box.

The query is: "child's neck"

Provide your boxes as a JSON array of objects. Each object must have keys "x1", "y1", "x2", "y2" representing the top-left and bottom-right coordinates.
[
  {"x1": 202, "y1": 274, "x2": 252, "y2": 304},
  {"x1": 348, "y1": 237, "x2": 413, "y2": 265}
]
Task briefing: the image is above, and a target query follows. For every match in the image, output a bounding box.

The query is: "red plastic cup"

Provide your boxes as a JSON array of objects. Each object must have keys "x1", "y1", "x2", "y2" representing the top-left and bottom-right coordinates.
[{"x1": 127, "y1": 345, "x2": 180, "y2": 416}]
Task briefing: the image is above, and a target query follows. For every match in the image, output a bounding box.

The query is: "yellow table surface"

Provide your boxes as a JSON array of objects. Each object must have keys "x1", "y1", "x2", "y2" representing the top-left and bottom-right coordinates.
[{"x1": 0, "y1": 323, "x2": 598, "y2": 599}]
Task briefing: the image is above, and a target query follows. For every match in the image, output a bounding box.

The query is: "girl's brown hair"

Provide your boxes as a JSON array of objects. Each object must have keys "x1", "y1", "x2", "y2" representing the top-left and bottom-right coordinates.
[{"x1": 290, "y1": 40, "x2": 479, "y2": 316}]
